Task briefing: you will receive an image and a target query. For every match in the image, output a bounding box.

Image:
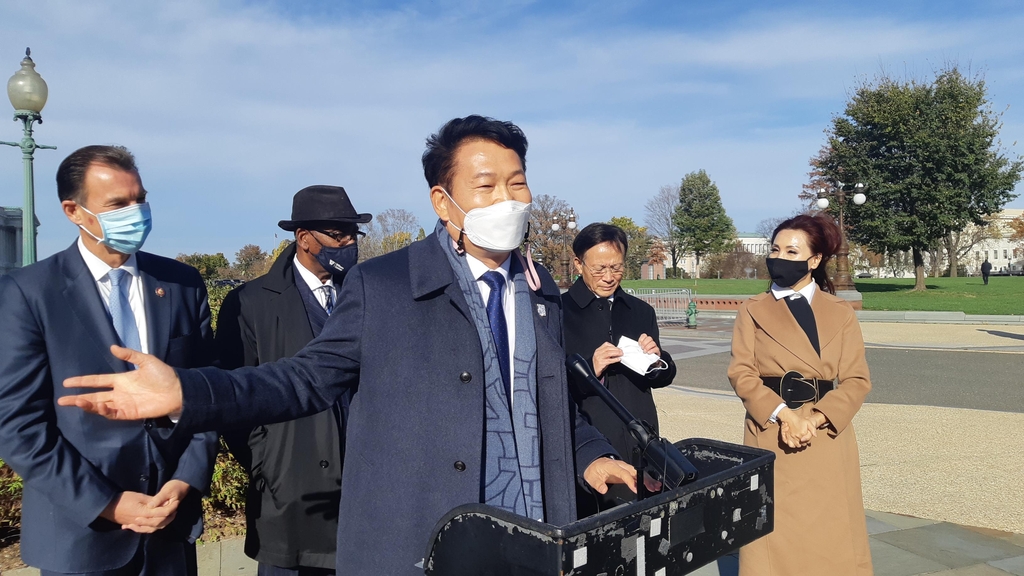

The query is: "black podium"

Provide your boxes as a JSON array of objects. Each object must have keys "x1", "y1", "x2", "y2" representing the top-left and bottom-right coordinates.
[{"x1": 424, "y1": 438, "x2": 774, "y2": 576}]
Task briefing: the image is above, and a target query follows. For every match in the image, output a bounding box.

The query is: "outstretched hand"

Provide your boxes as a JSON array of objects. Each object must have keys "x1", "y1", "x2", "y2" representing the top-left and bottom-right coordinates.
[{"x1": 59, "y1": 345, "x2": 184, "y2": 420}]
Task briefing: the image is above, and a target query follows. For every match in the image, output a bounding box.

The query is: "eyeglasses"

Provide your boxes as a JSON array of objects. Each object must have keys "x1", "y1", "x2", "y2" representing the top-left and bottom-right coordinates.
[
  {"x1": 311, "y1": 229, "x2": 365, "y2": 246},
  {"x1": 581, "y1": 260, "x2": 625, "y2": 277}
]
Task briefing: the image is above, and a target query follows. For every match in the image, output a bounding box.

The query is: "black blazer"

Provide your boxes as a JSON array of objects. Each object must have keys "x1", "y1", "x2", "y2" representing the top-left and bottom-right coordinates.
[
  {"x1": 562, "y1": 279, "x2": 676, "y2": 515},
  {"x1": 216, "y1": 243, "x2": 343, "y2": 569},
  {"x1": 0, "y1": 242, "x2": 217, "y2": 573}
]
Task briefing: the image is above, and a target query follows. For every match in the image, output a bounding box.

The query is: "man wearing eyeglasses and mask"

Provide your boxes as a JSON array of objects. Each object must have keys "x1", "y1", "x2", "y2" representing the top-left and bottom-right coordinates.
[
  {"x1": 216, "y1": 186, "x2": 370, "y2": 576},
  {"x1": 0, "y1": 145, "x2": 217, "y2": 575},
  {"x1": 60, "y1": 115, "x2": 640, "y2": 576}
]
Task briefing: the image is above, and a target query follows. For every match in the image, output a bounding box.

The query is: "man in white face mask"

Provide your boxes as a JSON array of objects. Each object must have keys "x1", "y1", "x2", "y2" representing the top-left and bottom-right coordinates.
[{"x1": 59, "y1": 116, "x2": 638, "y2": 576}]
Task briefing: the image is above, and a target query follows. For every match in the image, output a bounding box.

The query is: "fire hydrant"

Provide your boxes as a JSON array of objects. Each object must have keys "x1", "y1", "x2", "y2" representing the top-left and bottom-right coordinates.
[{"x1": 686, "y1": 300, "x2": 698, "y2": 329}]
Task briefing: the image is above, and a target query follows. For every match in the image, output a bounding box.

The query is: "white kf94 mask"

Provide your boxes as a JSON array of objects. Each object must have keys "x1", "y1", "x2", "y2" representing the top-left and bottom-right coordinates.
[
  {"x1": 617, "y1": 335, "x2": 669, "y2": 376},
  {"x1": 443, "y1": 189, "x2": 532, "y2": 252}
]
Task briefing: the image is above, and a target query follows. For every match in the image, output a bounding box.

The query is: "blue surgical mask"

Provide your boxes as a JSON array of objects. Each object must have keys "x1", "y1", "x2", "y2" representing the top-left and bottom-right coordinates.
[
  {"x1": 79, "y1": 202, "x2": 153, "y2": 255},
  {"x1": 311, "y1": 235, "x2": 358, "y2": 278}
]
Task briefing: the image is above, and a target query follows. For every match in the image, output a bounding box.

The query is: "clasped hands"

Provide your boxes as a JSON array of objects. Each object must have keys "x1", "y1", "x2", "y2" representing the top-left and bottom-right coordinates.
[
  {"x1": 777, "y1": 405, "x2": 829, "y2": 450},
  {"x1": 100, "y1": 479, "x2": 191, "y2": 533}
]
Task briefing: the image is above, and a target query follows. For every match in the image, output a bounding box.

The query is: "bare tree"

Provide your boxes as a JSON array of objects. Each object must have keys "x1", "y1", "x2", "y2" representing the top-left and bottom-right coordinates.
[
  {"x1": 644, "y1": 185, "x2": 682, "y2": 277},
  {"x1": 943, "y1": 218, "x2": 1000, "y2": 277},
  {"x1": 360, "y1": 208, "x2": 420, "y2": 261},
  {"x1": 755, "y1": 216, "x2": 787, "y2": 244},
  {"x1": 528, "y1": 194, "x2": 578, "y2": 276}
]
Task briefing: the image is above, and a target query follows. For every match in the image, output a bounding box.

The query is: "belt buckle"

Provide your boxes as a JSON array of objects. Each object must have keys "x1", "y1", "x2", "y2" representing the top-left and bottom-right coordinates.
[{"x1": 780, "y1": 371, "x2": 818, "y2": 408}]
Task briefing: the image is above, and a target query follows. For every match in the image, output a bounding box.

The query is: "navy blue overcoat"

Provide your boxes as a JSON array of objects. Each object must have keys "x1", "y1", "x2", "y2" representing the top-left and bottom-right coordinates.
[
  {"x1": 176, "y1": 231, "x2": 615, "y2": 575},
  {"x1": 0, "y1": 243, "x2": 218, "y2": 573}
]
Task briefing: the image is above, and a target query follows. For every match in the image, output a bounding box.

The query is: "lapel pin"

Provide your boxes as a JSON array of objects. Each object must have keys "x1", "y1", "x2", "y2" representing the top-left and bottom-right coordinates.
[
  {"x1": 536, "y1": 304, "x2": 547, "y2": 317},
  {"x1": 155, "y1": 287, "x2": 165, "y2": 298}
]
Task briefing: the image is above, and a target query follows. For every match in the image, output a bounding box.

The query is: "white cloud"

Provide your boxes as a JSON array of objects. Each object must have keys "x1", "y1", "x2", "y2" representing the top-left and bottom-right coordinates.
[{"x1": 0, "y1": 0, "x2": 1021, "y2": 259}]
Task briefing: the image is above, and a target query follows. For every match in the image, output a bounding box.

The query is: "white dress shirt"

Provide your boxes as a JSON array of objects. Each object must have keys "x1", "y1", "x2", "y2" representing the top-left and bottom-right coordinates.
[
  {"x1": 766, "y1": 281, "x2": 818, "y2": 423},
  {"x1": 465, "y1": 253, "x2": 516, "y2": 397},
  {"x1": 77, "y1": 238, "x2": 149, "y2": 354},
  {"x1": 770, "y1": 281, "x2": 818, "y2": 305},
  {"x1": 293, "y1": 255, "x2": 336, "y2": 310}
]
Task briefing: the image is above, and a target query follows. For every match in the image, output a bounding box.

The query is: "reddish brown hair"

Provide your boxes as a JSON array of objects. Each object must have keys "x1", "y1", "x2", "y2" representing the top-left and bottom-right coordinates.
[{"x1": 771, "y1": 213, "x2": 843, "y2": 294}]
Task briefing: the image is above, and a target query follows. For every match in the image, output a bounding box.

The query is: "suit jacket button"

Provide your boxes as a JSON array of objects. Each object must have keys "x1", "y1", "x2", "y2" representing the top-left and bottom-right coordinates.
[
  {"x1": 139, "y1": 475, "x2": 149, "y2": 482},
  {"x1": 144, "y1": 420, "x2": 153, "y2": 430},
  {"x1": 320, "y1": 460, "x2": 330, "y2": 468},
  {"x1": 459, "y1": 371, "x2": 472, "y2": 383},
  {"x1": 454, "y1": 461, "x2": 466, "y2": 472}
]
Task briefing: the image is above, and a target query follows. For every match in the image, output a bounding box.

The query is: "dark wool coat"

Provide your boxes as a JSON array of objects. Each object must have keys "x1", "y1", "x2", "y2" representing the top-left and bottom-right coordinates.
[
  {"x1": 216, "y1": 243, "x2": 344, "y2": 569},
  {"x1": 174, "y1": 232, "x2": 616, "y2": 576},
  {"x1": 562, "y1": 279, "x2": 676, "y2": 516}
]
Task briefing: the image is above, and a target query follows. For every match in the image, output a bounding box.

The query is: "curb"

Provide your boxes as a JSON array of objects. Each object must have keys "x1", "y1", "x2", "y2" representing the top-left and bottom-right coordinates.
[{"x1": 661, "y1": 310, "x2": 1024, "y2": 325}]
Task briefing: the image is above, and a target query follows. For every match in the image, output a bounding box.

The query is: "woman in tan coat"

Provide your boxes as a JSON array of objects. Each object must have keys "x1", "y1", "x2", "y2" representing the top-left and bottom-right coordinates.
[{"x1": 728, "y1": 213, "x2": 873, "y2": 576}]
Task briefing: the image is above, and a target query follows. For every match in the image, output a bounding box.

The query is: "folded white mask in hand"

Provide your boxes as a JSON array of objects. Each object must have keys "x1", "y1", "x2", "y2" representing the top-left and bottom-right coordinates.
[{"x1": 617, "y1": 335, "x2": 668, "y2": 376}]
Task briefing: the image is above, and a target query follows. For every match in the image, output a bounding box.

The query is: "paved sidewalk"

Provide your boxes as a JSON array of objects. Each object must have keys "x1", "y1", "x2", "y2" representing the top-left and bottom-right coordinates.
[
  {"x1": 1, "y1": 540, "x2": 259, "y2": 576},
  {"x1": 657, "y1": 319, "x2": 1024, "y2": 575}
]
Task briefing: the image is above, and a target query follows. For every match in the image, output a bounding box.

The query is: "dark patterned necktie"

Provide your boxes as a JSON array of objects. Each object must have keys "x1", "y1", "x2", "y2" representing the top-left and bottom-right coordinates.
[{"x1": 480, "y1": 271, "x2": 511, "y2": 401}]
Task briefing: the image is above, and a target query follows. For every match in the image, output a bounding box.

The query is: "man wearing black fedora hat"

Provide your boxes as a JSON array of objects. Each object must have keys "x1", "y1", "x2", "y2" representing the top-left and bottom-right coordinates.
[{"x1": 216, "y1": 185, "x2": 371, "y2": 576}]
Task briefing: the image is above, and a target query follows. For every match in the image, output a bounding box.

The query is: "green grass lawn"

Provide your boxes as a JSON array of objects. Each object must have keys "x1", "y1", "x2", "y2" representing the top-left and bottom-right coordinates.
[{"x1": 621, "y1": 276, "x2": 1024, "y2": 315}]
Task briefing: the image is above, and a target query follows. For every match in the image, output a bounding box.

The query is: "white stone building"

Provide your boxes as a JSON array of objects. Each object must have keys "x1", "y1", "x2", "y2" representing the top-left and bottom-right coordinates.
[
  {"x1": 967, "y1": 208, "x2": 1023, "y2": 274},
  {"x1": 0, "y1": 207, "x2": 24, "y2": 276}
]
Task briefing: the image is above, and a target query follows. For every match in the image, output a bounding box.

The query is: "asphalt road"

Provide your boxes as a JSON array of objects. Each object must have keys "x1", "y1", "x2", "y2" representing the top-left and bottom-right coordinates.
[{"x1": 665, "y1": 339, "x2": 1024, "y2": 414}]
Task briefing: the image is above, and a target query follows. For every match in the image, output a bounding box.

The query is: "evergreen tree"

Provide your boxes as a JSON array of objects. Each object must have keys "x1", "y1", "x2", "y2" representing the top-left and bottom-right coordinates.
[{"x1": 672, "y1": 170, "x2": 735, "y2": 279}]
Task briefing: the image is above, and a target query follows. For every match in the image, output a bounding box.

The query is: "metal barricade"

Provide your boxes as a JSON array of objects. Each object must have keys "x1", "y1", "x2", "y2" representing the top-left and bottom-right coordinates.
[{"x1": 625, "y1": 288, "x2": 694, "y2": 322}]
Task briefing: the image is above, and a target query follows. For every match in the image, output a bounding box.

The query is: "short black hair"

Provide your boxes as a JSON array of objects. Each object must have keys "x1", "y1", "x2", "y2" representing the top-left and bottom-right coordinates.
[
  {"x1": 421, "y1": 115, "x2": 528, "y2": 190},
  {"x1": 572, "y1": 223, "x2": 628, "y2": 259},
  {"x1": 56, "y1": 145, "x2": 139, "y2": 203}
]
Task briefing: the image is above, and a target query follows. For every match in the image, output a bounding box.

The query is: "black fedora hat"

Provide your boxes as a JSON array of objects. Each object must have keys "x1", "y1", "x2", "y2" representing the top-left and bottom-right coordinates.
[{"x1": 278, "y1": 185, "x2": 372, "y2": 231}]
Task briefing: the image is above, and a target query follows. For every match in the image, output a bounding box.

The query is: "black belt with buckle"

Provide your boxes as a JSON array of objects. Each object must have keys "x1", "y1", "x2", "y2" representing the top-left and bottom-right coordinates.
[{"x1": 761, "y1": 371, "x2": 835, "y2": 409}]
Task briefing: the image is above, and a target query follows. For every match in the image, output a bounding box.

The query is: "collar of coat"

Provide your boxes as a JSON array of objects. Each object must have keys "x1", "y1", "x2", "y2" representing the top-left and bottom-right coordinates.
[
  {"x1": 744, "y1": 289, "x2": 848, "y2": 372},
  {"x1": 260, "y1": 242, "x2": 300, "y2": 294},
  {"x1": 567, "y1": 277, "x2": 631, "y2": 310}
]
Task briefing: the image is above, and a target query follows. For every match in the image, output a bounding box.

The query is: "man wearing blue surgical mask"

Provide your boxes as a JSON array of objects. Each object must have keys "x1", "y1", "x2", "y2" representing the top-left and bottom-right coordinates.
[
  {"x1": 58, "y1": 117, "x2": 639, "y2": 576},
  {"x1": 0, "y1": 145, "x2": 218, "y2": 576},
  {"x1": 216, "y1": 186, "x2": 371, "y2": 576}
]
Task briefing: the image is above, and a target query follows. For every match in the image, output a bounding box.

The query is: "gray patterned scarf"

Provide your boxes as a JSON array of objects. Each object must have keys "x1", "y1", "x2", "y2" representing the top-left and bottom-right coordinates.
[{"x1": 435, "y1": 220, "x2": 544, "y2": 520}]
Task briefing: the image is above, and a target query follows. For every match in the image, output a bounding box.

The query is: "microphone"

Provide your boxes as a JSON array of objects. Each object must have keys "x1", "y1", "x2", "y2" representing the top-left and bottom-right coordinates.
[{"x1": 567, "y1": 353, "x2": 698, "y2": 490}]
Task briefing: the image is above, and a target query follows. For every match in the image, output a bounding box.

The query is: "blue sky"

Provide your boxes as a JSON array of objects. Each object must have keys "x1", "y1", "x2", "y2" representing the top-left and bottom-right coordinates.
[{"x1": 1, "y1": 0, "x2": 1022, "y2": 260}]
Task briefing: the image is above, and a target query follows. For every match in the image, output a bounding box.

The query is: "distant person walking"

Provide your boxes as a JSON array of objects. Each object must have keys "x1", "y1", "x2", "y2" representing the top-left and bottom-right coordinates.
[
  {"x1": 728, "y1": 213, "x2": 873, "y2": 576},
  {"x1": 981, "y1": 258, "x2": 992, "y2": 285}
]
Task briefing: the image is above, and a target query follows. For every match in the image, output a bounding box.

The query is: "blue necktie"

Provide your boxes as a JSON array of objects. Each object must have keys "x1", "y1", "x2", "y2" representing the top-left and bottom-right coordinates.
[
  {"x1": 480, "y1": 271, "x2": 511, "y2": 402},
  {"x1": 107, "y1": 268, "x2": 142, "y2": 355}
]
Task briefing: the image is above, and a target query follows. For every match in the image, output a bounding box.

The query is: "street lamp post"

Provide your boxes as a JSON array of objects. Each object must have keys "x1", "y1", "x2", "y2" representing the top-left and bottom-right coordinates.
[
  {"x1": 816, "y1": 182, "x2": 866, "y2": 295},
  {"x1": 549, "y1": 209, "x2": 577, "y2": 288},
  {"x1": 1, "y1": 48, "x2": 56, "y2": 266}
]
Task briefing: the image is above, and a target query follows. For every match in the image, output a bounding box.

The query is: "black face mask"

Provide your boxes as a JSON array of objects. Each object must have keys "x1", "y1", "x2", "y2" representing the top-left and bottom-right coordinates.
[
  {"x1": 311, "y1": 236, "x2": 359, "y2": 280},
  {"x1": 765, "y1": 257, "x2": 810, "y2": 288}
]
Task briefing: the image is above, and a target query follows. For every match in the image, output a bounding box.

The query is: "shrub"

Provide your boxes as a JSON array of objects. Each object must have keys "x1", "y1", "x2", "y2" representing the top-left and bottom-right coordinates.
[{"x1": 0, "y1": 458, "x2": 22, "y2": 530}]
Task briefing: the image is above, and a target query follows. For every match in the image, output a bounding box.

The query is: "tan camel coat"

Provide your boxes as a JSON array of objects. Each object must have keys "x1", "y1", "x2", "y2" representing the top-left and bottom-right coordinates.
[{"x1": 728, "y1": 289, "x2": 873, "y2": 576}]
